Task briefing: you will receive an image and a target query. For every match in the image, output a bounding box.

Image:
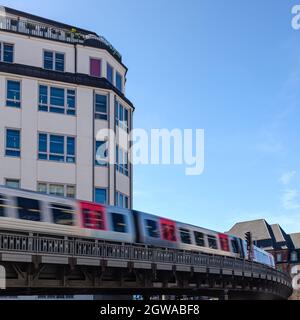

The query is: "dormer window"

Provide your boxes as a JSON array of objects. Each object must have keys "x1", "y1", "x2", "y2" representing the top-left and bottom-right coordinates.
[
  {"x1": 90, "y1": 58, "x2": 102, "y2": 77},
  {"x1": 0, "y1": 43, "x2": 14, "y2": 63},
  {"x1": 107, "y1": 63, "x2": 114, "y2": 84},
  {"x1": 44, "y1": 50, "x2": 65, "y2": 72},
  {"x1": 116, "y1": 71, "x2": 123, "y2": 92}
]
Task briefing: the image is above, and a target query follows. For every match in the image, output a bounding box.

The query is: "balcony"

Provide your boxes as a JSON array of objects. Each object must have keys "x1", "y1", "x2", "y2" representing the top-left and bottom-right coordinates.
[{"x1": 0, "y1": 16, "x2": 122, "y2": 62}]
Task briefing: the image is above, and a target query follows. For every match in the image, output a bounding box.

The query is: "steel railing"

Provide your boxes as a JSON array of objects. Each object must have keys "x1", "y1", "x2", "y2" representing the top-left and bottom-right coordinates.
[
  {"x1": 0, "y1": 16, "x2": 122, "y2": 62},
  {"x1": 0, "y1": 231, "x2": 292, "y2": 287}
]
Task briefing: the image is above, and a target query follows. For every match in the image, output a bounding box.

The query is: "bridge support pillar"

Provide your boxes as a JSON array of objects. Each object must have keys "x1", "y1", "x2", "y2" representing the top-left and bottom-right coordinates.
[{"x1": 219, "y1": 290, "x2": 229, "y2": 301}]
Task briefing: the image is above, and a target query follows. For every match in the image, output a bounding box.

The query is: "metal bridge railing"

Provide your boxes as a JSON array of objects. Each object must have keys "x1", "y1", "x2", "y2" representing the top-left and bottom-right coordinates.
[{"x1": 0, "y1": 232, "x2": 292, "y2": 286}]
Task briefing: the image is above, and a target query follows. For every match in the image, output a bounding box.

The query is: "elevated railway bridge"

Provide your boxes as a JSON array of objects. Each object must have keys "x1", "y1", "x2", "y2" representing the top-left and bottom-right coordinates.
[{"x1": 0, "y1": 230, "x2": 293, "y2": 300}]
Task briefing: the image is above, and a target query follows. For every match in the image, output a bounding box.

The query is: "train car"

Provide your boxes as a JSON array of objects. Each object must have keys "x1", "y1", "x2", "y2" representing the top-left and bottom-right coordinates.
[
  {"x1": 253, "y1": 245, "x2": 275, "y2": 268},
  {"x1": 0, "y1": 186, "x2": 135, "y2": 244},
  {"x1": 0, "y1": 186, "x2": 275, "y2": 268},
  {"x1": 133, "y1": 210, "x2": 245, "y2": 259}
]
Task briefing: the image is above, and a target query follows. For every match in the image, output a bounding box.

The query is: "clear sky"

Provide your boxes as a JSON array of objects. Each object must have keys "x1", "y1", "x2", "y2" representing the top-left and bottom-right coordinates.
[{"x1": 3, "y1": 0, "x2": 300, "y2": 233}]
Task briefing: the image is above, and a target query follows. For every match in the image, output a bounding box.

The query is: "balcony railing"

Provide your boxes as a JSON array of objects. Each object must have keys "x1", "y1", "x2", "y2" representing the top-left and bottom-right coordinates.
[{"x1": 0, "y1": 16, "x2": 122, "y2": 62}]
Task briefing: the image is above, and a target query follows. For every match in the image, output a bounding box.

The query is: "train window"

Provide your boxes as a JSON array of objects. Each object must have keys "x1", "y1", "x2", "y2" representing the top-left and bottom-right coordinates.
[
  {"x1": 50, "y1": 203, "x2": 74, "y2": 226},
  {"x1": 94, "y1": 210, "x2": 105, "y2": 230},
  {"x1": 180, "y1": 229, "x2": 191, "y2": 244},
  {"x1": 0, "y1": 194, "x2": 6, "y2": 217},
  {"x1": 207, "y1": 235, "x2": 218, "y2": 249},
  {"x1": 231, "y1": 239, "x2": 239, "y2": 254},
  {"x1": 194, "y1": 231, "x2": 205, "y2": 247},
  {"x1": 111, "y1": 213, "x2": 127, "y2": 233},
  {"x1": 146, "y1": 220, "x2": 159, "y2": 238},
  {"x1": 17, "y1": 197, "x2": 41, "y2": 221},
  {"x1": 82, "y1": 209, "x2": 93, "y2": 229}
]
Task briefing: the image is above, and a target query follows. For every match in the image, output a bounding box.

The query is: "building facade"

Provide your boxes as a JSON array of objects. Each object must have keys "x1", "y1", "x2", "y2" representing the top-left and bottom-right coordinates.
[
  {"x1": 228, "y1": 219, "x2": 300, "y2": 300},
  {"x1": 0, "y1": 6, "x2": 134, "y2": 208}
]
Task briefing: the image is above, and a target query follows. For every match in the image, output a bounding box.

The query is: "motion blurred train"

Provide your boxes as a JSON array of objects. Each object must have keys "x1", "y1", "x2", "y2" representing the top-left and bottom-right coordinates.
[{"x1": 0, "y1": 186, "x2": 275, "y2": 268}]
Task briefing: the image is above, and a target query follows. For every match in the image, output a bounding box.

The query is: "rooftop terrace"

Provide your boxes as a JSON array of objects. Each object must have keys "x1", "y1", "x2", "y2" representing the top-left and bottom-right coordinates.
[{"x1": 0, "y1": 6, "x2": 122, "y2": 63}]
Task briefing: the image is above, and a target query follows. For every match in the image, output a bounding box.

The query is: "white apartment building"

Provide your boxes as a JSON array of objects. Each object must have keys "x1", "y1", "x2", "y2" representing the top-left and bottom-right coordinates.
[{"x1": 0, "y1": 6, "x2": 134, "y2": 208}]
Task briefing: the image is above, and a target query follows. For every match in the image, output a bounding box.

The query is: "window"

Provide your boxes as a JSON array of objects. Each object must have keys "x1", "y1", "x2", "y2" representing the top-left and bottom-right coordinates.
[
  {"x1": 66, "y1": 185, "x2": 76, "y2": 198},
  {"x1": 107, "y1": 63, "x2": 114, "y2": 83},
  {"x1": 38, "y1": 133, "x2": 75, "y2": 163},
  {"x1": 5, "y1": 179, "x2": 20, "y2": 189},
  {"x1": 39, "y1": 183, "x2": 76, "y2": 198},
  {"x1": 48, "y1": 184, "x2": 63, "y2": 197},
  {"x1": 5, "y1": 129, "x2": 21, "y2": 157},
  {"x1": 146, "y1": 220, "x2": 159, "y2": 238},
  {"x1": 90, "y1": 58, "x2": 101, "y2": 77},
  {"x1": 180, "y1": 228, "x2": 191, "y2": 244},
  {"x1": 194, "y1": 232, "x2": 205, "y2": 247},
  {"x1": 116, "y1": 71, "x2": 123, "y2": 92},
  {"x1": 95, "y1": 94, "x2": 108, "y2": 120},
  {"x1": 116, "y1": 145, "x2": 129, "y2": 177},
  {"x1": 0, "y1": 194, "x2": 6, "y2": 217},
  {"x1": 44, "y1": 51, "x2": 65, "y2": 72},
  {"x1": 95, "y1": 140, "x2": 108, "y2": 166},
  {"x1": 82, "y1": 209, "x2": 93, "y2": 229},
  {"x1": 94, "y1": 210, "x2": 105, "y2": 230},
  {"x1": 115, "y1": 101, "x2": 129, "y2": 132},
  {"x1": 231, "y1": 239, "x2": 239, "y2": 254},
  {"x1": 95, "y1": 188, "x2": 107, "y2": 205},
  {"x1": 0, "y1": 43, "x2": 14, "y2": 63},
  {"x1": 291, "y1": 251, "x2": 298, "y2": 262},
  {"x1": 17, "y1": 197, "x2": 41, "y2": 222},
  {"x1": 6, "y1": 80, "x2": 21, "y2": 108},
  {"x1": 207, "y1": 235, "x2": 218, "y2": 249},
  {"x1": 111, "y1": 213, "x2": 127, "y2": 233},
  {"x1": 50, "y1": 203, "x2": 74, "y2": 225},
  {"x1": 277, "y1": 253, "x2": 282, "y2": 262},
  {"x1": 82, "y1": 208, "x2": 105, "y2": 230},
  {"x1": 115, "y1": 192, "x2": 129, "y2": 209},
  {"x1": 39, "y1": 85, "x2": 76, "y2": 115}
]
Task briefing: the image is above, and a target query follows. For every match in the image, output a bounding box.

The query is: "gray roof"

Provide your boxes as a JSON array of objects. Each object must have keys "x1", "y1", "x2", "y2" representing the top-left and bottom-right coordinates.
[
  {"x1": 270, "y1": 224, "x2": 286, "y2": 243},
  {"x1": 290, "y1": 233, "x2": 300, "y2": 249},
  {"x1": 228, "y1": 219, "x2": 300, "y2": 251},
  {"x1": 228, "y1": 219, "x2": 271, "y2": 241}
]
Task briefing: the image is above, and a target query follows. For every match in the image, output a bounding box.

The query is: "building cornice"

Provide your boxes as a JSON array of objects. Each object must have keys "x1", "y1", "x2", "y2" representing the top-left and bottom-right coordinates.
[{"x1": 0, "y1": 62, "x2": 134, "y2": 110}]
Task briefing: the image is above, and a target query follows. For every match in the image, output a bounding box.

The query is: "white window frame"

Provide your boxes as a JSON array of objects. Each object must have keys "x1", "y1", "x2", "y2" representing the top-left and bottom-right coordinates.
[
  {"x1": 94, "y1": 93, "x2": 108, "y2": 120},
  {"x1": 116, "y1": 145, "x2": 129, "y2": 177},
  {"x1": 115, "y1": 100, "x2": 129, "y2": 132},
  {"x1": 6, "y1": 78, "x2": 21, "y2": 108},
  {"x1": 37, "y1": 182, "x2": 76, "y2": 198},
  {"x1": 115, "y1": 191, "x2": 129, "y2": 209},
  {"x1": 5, "y1": 127, "x2": 21, "y2": 157},
  {"x1": 0, "y1": 42, "x2": 14, "y2": 63},
  {"x1": 38, "y1": 132, "x2": 76, "y2": 164},
  {"x1": 43, "y1": 49, "x2": 65, "y2": 72},
  {"x1": 5, "y1": 179, "x2": 20, "y2": 189},
  {"x1": 38, "y1": 83, "x2": 76, "y2": 115}
]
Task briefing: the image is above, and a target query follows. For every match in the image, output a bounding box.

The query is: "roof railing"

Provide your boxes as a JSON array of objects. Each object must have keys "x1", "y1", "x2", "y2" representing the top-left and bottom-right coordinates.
[{"x1": 0, "y1": 16, "x2": 122, "y2": 62}]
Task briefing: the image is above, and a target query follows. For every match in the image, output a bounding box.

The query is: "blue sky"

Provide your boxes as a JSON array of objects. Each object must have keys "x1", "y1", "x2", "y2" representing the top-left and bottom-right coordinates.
[{"x1": 3, "y1": 0, "x2": 300, "y2": 233}]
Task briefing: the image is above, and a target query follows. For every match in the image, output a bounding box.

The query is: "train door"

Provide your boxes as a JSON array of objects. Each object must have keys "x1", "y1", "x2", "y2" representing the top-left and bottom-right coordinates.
[
  {"x1": 218, "y1": 233, "x2": 230, "y2": 252},
  {"x1": 159, "y1": 218, "x2": 177, "y2": 242},
  {"x1": 80, "y1": 201, "x2": 107, "y2": 230}
]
